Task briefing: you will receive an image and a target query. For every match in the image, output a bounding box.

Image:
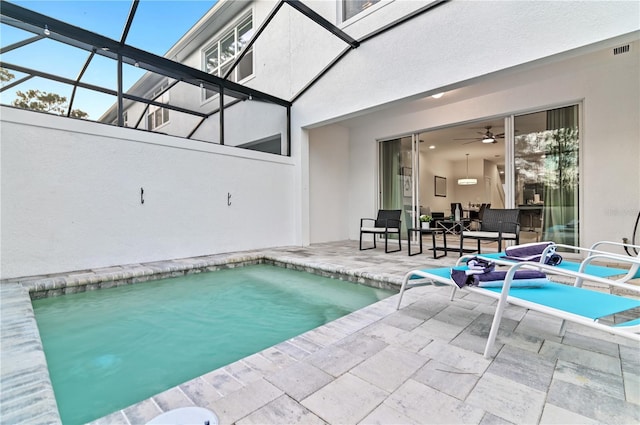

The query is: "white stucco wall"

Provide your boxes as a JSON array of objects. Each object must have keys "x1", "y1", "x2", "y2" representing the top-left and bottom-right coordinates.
[
  {"x1": 2, "y1": 0, "x2": 639, "y2": 278},
  {"x1": 293, "y1": 1, "x2": 640, "y2": 128},
  {"x1": 304, "y1": 35, "x2": 639, "y2": 248},
  {"x1": 308, "y1": 124, "x2": 350, "y2": 243},
  {"x1": 0, "y1": 107, "x2": 296, "y2": 279}
]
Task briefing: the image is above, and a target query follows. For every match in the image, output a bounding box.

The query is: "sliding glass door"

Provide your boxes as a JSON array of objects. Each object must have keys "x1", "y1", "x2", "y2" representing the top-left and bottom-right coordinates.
[
  {"x1": 378, "y1": 104, "x2": 580, "y2": 246},
  {"x1": 379, "y1": 135, "x2": 418, "y2": 235},
  {"x1": 514, "y1": 105, "x2": 580, "y2": 245}
]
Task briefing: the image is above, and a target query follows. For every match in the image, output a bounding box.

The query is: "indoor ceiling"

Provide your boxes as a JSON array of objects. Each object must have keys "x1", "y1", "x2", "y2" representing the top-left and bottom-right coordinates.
[
  {"x1": 419, "y1": 118, "x2": 505, "y2": 162},
  {"x1": 418, "y1": 112, "x2": 546, "y2": 164}
]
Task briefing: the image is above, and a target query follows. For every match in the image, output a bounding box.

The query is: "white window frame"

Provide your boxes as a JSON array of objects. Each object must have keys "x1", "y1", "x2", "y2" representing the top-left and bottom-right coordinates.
[
  {"x1": 148, "y1": 82, "x2": 170, "y2": 130},
  {"x1": 340, "y1": 0, "x2": 384, "y2": 23},
  {"x1": 202, "y1": 12, "x2": 254, "y2": 102}
]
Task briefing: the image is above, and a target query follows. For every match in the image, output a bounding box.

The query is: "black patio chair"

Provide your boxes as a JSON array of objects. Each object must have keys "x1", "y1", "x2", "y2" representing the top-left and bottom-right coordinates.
[
  {"x1": 359, "y1": 209, "x2": 402, "y2": 253},
  {"x1": 459, "y1": 208, "x2": 520, "y2": 256}
]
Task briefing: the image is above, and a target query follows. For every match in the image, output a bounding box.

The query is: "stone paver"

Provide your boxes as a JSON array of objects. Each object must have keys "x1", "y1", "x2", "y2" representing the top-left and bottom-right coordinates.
[
  {"x1": 301, "y1": 373, "x2": 389, "y2": 424},
  {"x1": 350, "y1": 345, "x2": 429, "y2": 392},
  {"x1": 265, "y1": 361, "x2": 333, "y2": 402},
  {"x1": 466, "y1": 372, "x2": 547, "y2": 424},
  {"x1": 553, "y1": 359, "x2": 626, "y2": 400},
  {"x1": 412, "y1": 359, "x2": 482, "y2": 401},
  {"x1": 546, "y1": 379, "x2": 640, "y2": 424},
  {"x1": 0, "y1": 284, "x2": 61, "y2": 425},
  {"x1": 485, "y1": 345, "x2": 556, "y2": 392},
  {"x1": 538, "y1": 403, "x2": 598, "y2": 424},
  {"x1": 385, "y1": 378, "x2": 486, "y2": 424},
  {"x1": 236, "y1": 394, "x2": 324, "y2": 425},
  {"x1": 208, "y1": 378, "x2": 283, "y2": 424},
  {"x1": 1, "y1": 240, "x2": 639, "y2": 425}
]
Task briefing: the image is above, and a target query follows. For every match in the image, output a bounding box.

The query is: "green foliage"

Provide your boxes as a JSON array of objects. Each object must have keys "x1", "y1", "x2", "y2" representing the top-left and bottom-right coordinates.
[
  {"x1": 12, "y1": 89, "x2": 88, "y2": 119},
  {"x1": 1, "y1": 67, "x2": 88, "y2": 119},
  {"x1": 0, "y1": 68, "x2": 15, "y2": 83}
]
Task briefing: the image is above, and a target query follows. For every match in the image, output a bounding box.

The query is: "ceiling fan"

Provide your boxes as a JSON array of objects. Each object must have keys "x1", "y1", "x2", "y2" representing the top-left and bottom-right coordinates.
[{"x1": 456, "y1": 126, "x2": 504, "y2": 144}]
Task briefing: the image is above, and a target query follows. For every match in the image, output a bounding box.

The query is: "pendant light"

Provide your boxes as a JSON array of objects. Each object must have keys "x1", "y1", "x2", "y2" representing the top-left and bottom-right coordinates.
[{"x1": 457, "y1": 153, "x2": 478, "y2": 185}]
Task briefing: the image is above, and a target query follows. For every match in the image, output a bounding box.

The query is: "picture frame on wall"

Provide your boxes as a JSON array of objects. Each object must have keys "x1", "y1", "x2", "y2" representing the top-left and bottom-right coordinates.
[
  {"x1": 435, "y1": 176, "x2": 446, "y2": 197},
  {"x1": 402, "y1": 167, "x2": 412, "y2": 197},
  {"x1": 403, "y1": 175, "x2": 412, "y2": 197}
]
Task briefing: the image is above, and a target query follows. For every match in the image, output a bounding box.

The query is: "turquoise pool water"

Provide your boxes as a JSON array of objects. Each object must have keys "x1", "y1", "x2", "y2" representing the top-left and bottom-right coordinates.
[{"x1": 32, "y1": 264, "x2": 392, "y2": 424}]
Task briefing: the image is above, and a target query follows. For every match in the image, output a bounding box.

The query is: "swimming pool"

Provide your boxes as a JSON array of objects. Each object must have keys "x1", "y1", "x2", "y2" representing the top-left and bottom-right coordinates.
[{"x1": 32, "y1": 263, "x2": 392, "y2": 424}]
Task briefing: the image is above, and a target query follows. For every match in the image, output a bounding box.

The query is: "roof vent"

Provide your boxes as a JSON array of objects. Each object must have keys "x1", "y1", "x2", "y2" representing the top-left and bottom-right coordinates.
[{"x1": 613, "y1": 44, "x2": 631, "y2": 55}]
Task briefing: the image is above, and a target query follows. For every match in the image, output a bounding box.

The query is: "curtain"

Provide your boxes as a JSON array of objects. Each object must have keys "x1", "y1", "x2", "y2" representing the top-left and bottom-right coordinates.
[
  {"x1": 380, "y1": 139, "x2": 402, "y2": 211},
  {"x1": 380, "y1": 139, "x2": 408, "y2": 236},
  {"x1": 543, "y1": 105, "x2": 579, "y2": 245}
]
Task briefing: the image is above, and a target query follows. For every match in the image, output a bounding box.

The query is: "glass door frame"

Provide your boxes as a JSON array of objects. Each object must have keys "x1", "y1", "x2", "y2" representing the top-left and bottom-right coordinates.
[
  {"x1": 511, "y1": 103, "x2": 582, "y2": 247},
  {"x1": 378, "y1": 102, "x2": 582, "y2": 246},
  {"x1": 377, "y1": 134, "x2": 421, "y2": 239}
]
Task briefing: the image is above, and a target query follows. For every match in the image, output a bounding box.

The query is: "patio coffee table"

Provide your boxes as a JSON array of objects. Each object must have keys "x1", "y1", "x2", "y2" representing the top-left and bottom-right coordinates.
[{"x1": 407, "y1": 227, "x2": 446, "y2": 258}]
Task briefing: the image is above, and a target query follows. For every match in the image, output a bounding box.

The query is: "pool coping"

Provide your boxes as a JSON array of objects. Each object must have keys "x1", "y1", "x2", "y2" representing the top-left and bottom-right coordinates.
[{"x1": 0, "y1": 249, "x2": 404, "y2": 425}]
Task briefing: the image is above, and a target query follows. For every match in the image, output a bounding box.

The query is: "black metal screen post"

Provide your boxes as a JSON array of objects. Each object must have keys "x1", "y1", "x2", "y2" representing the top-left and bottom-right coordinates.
[
  {"x1": 223, "y1": 0, "x2": 285, "y2": 80},
  {"x1": 120, "y1": 0, "x2": 139, "y2": 45},
  {"x1": 219, "y1": 85, "x2": 224, "y2": 145},
  {"x1": 117, "y1": 53, "x2": 124, "y2": 127},
  {"x1": 287, "y1": 106, "x2": 291, "y2": 157},
  {"x1": 0, "y1": 74, "x2": 33, "y2": 92},
  {"x1": 0, "y1": 34, "x2": 43, "y2": 54},
  {"x1": 284, "y1": 0, "x2": 359, "y2": 48},
  {"x1": 1, "y1": 1, "x2": 291, "y2": 108},
  {"x1": 133, "y1": 79, "x2": 180, "y2": 129},
  {"x1": 67, "y1": 49, "x2": 95, "y2": 117}
]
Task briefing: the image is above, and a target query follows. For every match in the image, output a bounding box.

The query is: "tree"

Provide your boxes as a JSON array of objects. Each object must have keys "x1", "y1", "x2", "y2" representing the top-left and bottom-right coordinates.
[
  {"x1": 1, "y1": 67, "x2": 89, "y2": 119},
  {"x1": 1, "y1": 68, "x2": 15, "y2": 83},
  {"x1": 12, "y1": 89, "x2": 88, "y2": 119}
]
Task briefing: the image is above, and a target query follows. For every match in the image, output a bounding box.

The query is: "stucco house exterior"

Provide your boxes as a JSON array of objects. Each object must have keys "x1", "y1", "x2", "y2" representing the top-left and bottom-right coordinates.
[{"x1": 1, "y1": 0, "x2": 639, "y2": 279}]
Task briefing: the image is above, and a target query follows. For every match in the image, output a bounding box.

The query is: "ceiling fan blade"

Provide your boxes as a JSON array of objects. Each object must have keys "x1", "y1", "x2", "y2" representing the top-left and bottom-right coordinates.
[{"x1": 462, "y1": 139, "x2": 480, "y2": 144}]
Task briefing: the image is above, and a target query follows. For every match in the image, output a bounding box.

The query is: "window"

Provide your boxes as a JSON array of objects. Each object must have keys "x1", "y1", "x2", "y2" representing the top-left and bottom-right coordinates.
[
  {"x1": 238, "y1": 134, "x2": 282, "y2": 155},
  {"x1": 147, "y1": 83, "x2": 170, "y2": 130},
  {"x1": 203, "y1": 14, "x2": 254, "y2": 100},
  {"x1": 343, "y1": 0, "x2": 381, "y2": 21}
]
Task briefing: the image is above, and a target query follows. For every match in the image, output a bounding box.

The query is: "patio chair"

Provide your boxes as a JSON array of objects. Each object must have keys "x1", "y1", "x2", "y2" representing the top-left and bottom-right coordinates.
[
  {"x1": 459, "y1": 208, "x2": 520, "y2": 256},
  {"x1": 469, "y1": 203, "x2": 490, "y2": 230},
  {"x1": 396, "y1": 261, "x2": 640, "y2": 359},
  {"x1": 359, "y1": 209, "x2": 402, "y2": 253}
]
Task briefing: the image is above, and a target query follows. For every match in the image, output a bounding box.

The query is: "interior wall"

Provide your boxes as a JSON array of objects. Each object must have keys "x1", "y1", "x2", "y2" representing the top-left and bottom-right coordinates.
[
  {"x1": 451, "y1": 157, "x2": 484, "y2": 209},
  {"x1": 332, "y1": 37, "x2": 639, "y2": 247},
  {"x1": 418, "y1": 150, "x2": 452, "y2": 215},
  {"x1": 0, "y1": 107, "x2": 296, "y2": 279},
  {"x1": 484, "y1": 159, "x2": 503, "y2": 209}
]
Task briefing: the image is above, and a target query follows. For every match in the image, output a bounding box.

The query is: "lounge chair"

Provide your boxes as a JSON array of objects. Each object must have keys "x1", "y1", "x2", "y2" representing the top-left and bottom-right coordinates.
[
  {"x1": 396, "y1": 261, "x2": 640, "y2": 359},
  {"x1": 471, "y1": 240, "x2": 640, "y2": 283}
]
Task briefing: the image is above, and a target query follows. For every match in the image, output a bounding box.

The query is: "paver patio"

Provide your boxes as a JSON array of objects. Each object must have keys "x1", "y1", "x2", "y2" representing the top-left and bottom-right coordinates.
[{"x1": 1, "y1": 240, "x2": 638, "y2": 424}]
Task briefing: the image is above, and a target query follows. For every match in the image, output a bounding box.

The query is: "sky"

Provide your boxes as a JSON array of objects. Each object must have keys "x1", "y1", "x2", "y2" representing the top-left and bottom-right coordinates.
[{"x1": 1, "y1": 0, "x2": 217, "y2": 119}]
